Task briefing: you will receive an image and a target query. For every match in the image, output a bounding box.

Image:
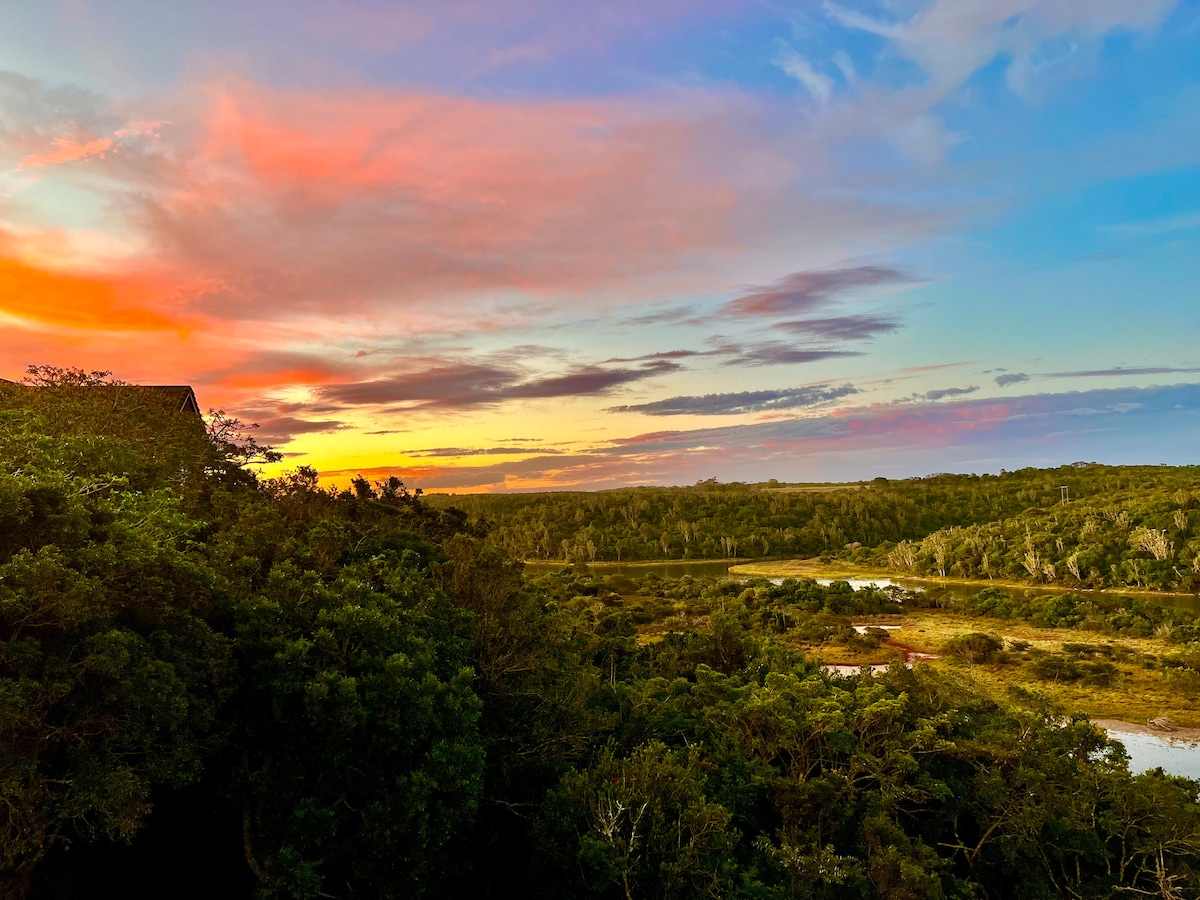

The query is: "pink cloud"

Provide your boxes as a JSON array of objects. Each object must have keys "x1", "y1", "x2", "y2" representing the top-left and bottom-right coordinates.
[
  {"x1": 0, "y1": 69, "x2": 948, "y2": 419},
  {"x1": 6, "y1": 65, "x2": 952, "y2": 359},
  {"x1": 19, "y1": 136, "x2": 113, "y2": 169},
  {"x1": 127, "y1": 80, "x2": 793, "y2": 320},
  {"x1": 114, "y1": 120, "x2": 169, "y2": 138}
]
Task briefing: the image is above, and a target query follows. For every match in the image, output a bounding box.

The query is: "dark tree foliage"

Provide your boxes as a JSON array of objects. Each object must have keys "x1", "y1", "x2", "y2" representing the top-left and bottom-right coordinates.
[
  {"x1": 0, "y1": 407, "x2": 233, "y2": 896},
  {"x1": 3, "y1": 370, "x2": 1199, "y2": 899},
  {"x1": 228, "y1": 561, "x2": 482, "y2": 898},
  {"x1": 2, "y1": 371, "x2": 485, "y2": 900}
]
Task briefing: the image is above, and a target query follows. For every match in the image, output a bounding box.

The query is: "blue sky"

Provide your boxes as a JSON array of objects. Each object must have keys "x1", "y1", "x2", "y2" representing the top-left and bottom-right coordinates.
[{"x1": 1, "y1": 0, "x2": 1197, "y2": 489}]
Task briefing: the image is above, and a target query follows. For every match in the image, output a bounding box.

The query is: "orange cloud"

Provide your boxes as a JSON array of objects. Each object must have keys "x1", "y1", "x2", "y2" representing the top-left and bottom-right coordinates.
[
  {"x1": 218, "y1": 367, "x2": 348, "y2": 390},
  {"x1": 0, "y1": 253, "x2": 186, "y2": 332},
  {"x1": 19, "y1": 137, "x2": 114, "y2": 170},
  {"x1": 10, "y1": 75, "x2": 930, "y2": 340},
  {"x1": 0, "y1": 73, "x2": 934, "y2": 431}
]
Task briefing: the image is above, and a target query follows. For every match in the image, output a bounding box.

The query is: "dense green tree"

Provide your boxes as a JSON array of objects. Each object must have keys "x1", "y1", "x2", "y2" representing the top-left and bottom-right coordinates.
[
  {"x1": 538, "y1": 742, "x2": 738, "y2": 899},
  {"x1": 0, "y1": 415, "x2": 232, "y2": 897},
  {"x1": 228, "y1": 558, "x2": 483, "y2": 898}
]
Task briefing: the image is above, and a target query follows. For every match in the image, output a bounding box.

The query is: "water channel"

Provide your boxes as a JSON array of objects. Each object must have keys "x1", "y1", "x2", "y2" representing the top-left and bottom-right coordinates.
[
  {"x1": 524, "y1": 558, "x2": 1200, "y2": 778},
  {"x1": 1101, "y1": 728, "x2": 1200, "y2": 779}
]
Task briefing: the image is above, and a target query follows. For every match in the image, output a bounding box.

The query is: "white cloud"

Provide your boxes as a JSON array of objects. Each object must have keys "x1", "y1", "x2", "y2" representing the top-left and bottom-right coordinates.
[
  {"x1": 812, "y1": 0, "x2": 1176, "y2": 162},
  {"x1": 831, "y1": 50, "x2": 857, "y2": 85},
  {"x1": 776, "y1": 43, "x2": 835, "y2": 103},
  {"x1": 890, "y1": 112, "x2": 963, "y2": 165},
  {"x1": 826, "y1": 0, "x2": 1174, "y2": 92}
]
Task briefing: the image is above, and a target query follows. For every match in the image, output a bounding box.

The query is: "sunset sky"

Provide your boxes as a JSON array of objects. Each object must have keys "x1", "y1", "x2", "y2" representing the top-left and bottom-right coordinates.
[{"x1": 2, "y1": 0, "x2": 1198, "y2": 491}]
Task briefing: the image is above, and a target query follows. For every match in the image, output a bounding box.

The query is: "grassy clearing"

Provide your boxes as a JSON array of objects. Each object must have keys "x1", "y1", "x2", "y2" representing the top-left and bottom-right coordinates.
[
  {"x1": 630, "y1": 598, "x2": 1200, "y2": 728},
  {"x1": 730, "y1": 558, "x2": 867, "y2": 578},
  {"x1": 812, "y1": 611, "x2": 1200, "y2": 729},
  {"x1": 758, "y1": 483, "x2": 865, "y2": 493}
]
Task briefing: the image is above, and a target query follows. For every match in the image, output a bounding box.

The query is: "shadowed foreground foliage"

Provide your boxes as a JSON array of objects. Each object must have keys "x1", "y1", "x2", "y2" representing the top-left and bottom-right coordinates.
[{"x1": 2, "y1": 370, "x2": 1199, "y2": 899}]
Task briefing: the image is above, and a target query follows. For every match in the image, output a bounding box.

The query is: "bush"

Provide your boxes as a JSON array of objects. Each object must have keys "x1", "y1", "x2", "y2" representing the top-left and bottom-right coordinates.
[
  {"x1": 1080, "y1": 660, "x2": 1119, "y2": 687},
  {"x1": 940, "y1": 632, "x2": 1004, "y2": 664},
  {"x1": 1029, "y1": 654, "x2": 1081, "y2": 682}
]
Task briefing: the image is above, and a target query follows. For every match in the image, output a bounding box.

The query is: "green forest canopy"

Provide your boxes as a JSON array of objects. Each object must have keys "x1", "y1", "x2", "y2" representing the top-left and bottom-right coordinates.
[
  {"x1": 425, "y1": 464, "x2": 1200, "y2": 592},
  {"x1": 2, "y1": 368, "x2": 1199, "y2": 899}
]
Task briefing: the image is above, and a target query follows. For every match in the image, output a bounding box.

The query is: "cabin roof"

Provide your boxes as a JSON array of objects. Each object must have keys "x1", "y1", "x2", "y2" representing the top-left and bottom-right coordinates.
[
  {"x1": 142, "y1": 385, "x2": 202, "y2": 415},
  {"x1": 0, "y1": 378, "x2": 202, "y2": 416}
]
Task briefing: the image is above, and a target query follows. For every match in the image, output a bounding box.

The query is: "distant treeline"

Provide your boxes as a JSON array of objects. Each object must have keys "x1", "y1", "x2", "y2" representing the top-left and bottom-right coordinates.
[
  {"x1": 2, "y1": 368, "x2": 1199, "y2": 899},
  {"x1": 426, "y1": 465, "x2": 1200, "y2": 591},
  {"x1": 854, "y1": 473, "x2": 1200, "y2": 593}
]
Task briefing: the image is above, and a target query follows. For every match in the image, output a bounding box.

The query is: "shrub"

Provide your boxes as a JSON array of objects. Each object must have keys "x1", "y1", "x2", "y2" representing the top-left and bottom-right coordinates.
[
  {"x1": 1030, "y1": 654, "x2": 1081, "y2": 682},
  {"x1": 940, "y1": 632, "x2": 1004, "y2": 664}
]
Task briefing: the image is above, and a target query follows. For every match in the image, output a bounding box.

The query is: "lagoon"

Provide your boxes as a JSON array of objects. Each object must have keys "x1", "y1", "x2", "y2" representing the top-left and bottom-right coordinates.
[{"x1": 1101, "y1": 726, "x2": 1200, "y2": 780}]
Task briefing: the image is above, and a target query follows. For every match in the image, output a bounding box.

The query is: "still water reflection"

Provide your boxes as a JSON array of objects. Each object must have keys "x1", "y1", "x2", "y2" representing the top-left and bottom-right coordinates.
[{"x1": 1104, "y1": 729, "x2": 1200, "y2": 780}]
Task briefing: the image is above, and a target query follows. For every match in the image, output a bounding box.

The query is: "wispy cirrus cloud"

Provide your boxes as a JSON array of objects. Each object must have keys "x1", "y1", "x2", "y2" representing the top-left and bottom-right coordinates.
[
  {"x1": 314, "y1": 359, "x2": 680, "y2": 412},
  {"x1": 807, "y1": 0, "x2": 1177, "y2": 166},
  {"x1": 775, "y1": 44, "x2": 835, "y2": 104},
  {"x1": 924, "y1": 385, "x2": 979, "y2": 401},
  {"x1": 995, "y1": 372, "x2": 1030, "y2": 387},
  {"x1": 12, "y1": 117, "x2": 163, "y2": 170},
  {"x1": 614, "y1": 306, "x2": 702, "y2": 327},
  {"x1": 824, "y1": 0, "x2": 1174, "y2": 93},
  {"x1": 825, "y1": 0, "x2": 1176, "y2": 109},
  {"x1": 722, "y1": 343, "x2": 863, "y2": 367},
  {"x1": 408, "y1": 445, "x2": 564, "y2": 457},
  {"x1": 603, "y1": 349, "x2": 709, "y2": 364},
  {"x1": 605, "y1": 382, "x2": 859, "y2": 416},
  {"x1": 1105, "y1": 212, "x2": 1200, "y2": 238},
  {"x1": 774, "y1": 314, "x2": 901, "y2": 341},
  {"x1": 1045, "y1": 366, "x2": 1200, "y2": 379},
  {"x1": 723, "y1": 265, "x2": 913, "y2": 318},
  {"x1": 19, "y1": 136, "x2": 114, "y2": 170}
]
